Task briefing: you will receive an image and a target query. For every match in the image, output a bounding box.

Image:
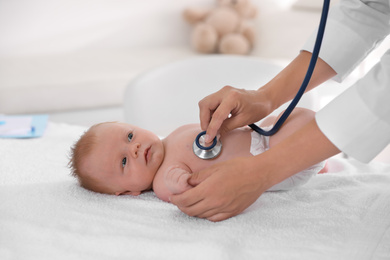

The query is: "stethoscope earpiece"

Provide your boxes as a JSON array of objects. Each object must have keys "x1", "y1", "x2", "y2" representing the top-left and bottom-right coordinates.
[{"x1": 193, "y1": 131, "x2": 222, "y2": 159}]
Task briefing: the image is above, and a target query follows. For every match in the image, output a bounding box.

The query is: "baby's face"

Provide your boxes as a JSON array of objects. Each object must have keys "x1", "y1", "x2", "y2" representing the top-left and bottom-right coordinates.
[{"x1": 82, "y1": 122, "x2": 164, "y2": 196}]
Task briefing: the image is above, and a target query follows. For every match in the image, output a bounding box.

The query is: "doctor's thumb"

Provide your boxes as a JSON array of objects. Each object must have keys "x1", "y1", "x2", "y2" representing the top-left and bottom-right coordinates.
[{"x1": 188, "y1": 170, "x2": 211, "y2": 186}]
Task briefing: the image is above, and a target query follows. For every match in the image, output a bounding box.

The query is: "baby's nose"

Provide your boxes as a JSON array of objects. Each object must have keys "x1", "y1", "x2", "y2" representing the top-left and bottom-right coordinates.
[{"x1": 131, "y1": 143, "x2": 141, "y2": 158}]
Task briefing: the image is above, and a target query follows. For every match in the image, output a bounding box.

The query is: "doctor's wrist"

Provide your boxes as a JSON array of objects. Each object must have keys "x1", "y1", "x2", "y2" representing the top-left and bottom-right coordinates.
[
  {"x1": 244, "y1": 155, "x2": 276, "y2": 193},
  {"x1": 256, "y1": 85, "x2": 281, "y2": 115}
]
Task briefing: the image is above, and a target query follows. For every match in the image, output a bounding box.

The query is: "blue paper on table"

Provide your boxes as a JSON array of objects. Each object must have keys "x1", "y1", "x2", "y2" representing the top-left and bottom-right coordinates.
[{"x1": 0, "y1": 115, "x2": 48, "y2": 138}]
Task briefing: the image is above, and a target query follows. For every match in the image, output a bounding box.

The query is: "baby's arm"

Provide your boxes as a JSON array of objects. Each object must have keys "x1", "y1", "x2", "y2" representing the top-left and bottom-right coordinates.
[{"x1": 164, "y1": 166, "x2": 193, "y2": 195}]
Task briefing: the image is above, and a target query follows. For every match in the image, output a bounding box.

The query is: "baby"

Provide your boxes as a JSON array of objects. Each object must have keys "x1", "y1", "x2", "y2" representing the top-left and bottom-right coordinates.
[{"x1": 69, "y1": 108, "x2": 326, "y2": 202}]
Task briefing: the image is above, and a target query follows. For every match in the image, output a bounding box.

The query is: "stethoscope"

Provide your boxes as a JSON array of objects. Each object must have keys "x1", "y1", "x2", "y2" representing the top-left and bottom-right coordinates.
[{"x1": 193, "y1": 0, "x2": 330, "y2": 160}]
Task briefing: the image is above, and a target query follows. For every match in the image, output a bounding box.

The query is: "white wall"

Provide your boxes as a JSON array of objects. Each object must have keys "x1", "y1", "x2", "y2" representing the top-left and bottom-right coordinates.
[
  {"x1": 0, "y1": 0, "x2": 388, "y2": 115},
  {"x1": 3, "y1": 0, "x2": 324, "y2": 115},
  {"x1": 0, "y1": 0, "x2": 333, "y2": 58},
  {"x1": 0, "y1": 0, "x2": 208, "y2": 56}
]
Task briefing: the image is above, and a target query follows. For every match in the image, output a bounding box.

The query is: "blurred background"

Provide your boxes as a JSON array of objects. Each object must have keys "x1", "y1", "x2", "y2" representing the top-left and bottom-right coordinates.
[{"x1": 0, "y1": 0, "x2": 389, "y2": 131}]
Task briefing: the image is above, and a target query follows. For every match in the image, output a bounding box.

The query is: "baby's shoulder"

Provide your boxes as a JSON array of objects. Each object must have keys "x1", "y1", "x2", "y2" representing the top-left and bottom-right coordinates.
[
  {"x1": 170, "y1": 123, "x2": 199, "y2": 135},
  {"x1": 164, "y1": 124, "x2": 200, "y2": 144}
]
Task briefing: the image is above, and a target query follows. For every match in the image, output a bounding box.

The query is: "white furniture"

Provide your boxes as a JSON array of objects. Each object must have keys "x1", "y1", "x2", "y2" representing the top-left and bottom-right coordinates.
[
  {"x1": 124, "y1": 55, "x2": 318, "y2": 137},
  {"x1": 0, "y1": 0, "x2": 327, "y2": 117}
]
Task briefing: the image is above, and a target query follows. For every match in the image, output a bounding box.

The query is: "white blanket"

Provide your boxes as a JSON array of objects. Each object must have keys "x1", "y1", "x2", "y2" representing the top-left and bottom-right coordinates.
[{"x1": 1, "y1": 123, "x2": 389, "y2": 260}]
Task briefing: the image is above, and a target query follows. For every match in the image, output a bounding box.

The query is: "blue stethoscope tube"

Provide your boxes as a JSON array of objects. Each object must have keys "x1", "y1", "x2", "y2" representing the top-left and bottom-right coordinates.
[
  {"x1": 194, "y1": 0, "x2": 330, "y2": 159},
  {"x1": 249, "y1": 0, "x2": 330, "y2": 136},
  {"x1": 193, "y1": 130, "x2": 223, "y2": 159}
]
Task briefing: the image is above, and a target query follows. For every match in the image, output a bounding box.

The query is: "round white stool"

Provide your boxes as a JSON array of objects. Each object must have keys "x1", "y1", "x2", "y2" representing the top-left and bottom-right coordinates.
[{"x1": 124, "y1": 55, "x2": 318, "y2": 137}]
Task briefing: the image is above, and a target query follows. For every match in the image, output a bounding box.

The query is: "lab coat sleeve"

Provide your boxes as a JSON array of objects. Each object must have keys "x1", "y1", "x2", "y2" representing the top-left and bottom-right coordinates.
[
  {"x1": 315, "y1": 50, "x2": 390, "y2": 163},
  {"x1": 302, "y1": 0, "x2": 390, "y2": 82},
  {"x1": 303, "y1": 0, "x2": 390, "y2": 162}
]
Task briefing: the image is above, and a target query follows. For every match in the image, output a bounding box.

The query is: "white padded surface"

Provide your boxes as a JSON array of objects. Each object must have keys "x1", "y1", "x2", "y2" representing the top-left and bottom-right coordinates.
[{"x1": 1, "y1": 122, "x2": 390, "y2": 259}]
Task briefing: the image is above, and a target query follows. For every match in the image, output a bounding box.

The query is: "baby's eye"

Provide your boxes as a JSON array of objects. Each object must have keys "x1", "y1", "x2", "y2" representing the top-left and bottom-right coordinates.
[
  {"x1": 128, "y1": 132, "x2": 133, "y2": 142},
  {"x1": 122, "y1": 157, "x2": 127, "y2": 168}
]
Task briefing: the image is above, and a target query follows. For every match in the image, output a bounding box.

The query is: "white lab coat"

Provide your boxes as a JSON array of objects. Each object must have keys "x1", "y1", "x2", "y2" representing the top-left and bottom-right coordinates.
[{"x1": 302, "y1": 0, "x2": 390, "y2": 163}]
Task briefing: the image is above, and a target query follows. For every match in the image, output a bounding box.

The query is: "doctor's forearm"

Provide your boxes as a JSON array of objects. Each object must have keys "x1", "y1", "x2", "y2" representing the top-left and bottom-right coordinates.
[
  {"x1": 249, "y1": 118, "x2": 340, "y2": 188},
  {"x1": 259, "y1": 51, "x2": 337, "y2": 112}
]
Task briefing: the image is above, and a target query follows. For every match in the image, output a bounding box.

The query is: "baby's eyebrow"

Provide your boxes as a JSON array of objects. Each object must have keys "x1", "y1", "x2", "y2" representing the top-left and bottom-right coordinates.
[{"x1": 123, "y1": 128, "x2": 132, "y2": 138}]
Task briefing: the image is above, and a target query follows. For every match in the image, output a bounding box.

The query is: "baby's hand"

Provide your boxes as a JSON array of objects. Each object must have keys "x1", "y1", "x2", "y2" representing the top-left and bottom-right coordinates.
[{"x1": 164, "y1": 166, "x2": 193, "y2": 195}]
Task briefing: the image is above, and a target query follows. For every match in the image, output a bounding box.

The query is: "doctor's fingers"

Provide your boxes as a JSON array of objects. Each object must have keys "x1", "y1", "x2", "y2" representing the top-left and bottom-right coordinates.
[
  {"x1": 177, "y1": 197, "x2": 233, "y2": 221},
  {"x1": 193, "y1": 202, "x2": 238, "y2": 221},
  {"x1": 170, "y1": 187, "x2": 204, "y2": 210},
  {"x1": 208, "y1": 212, "x2": 239, "y2": 222},
  {"x1": 177, "y1": 190, "x2": 240, "y2": 219},
  {"x1": 198, "y1": 92, "x2": 220, "y2": 131},
  {"x1": 199, "y1": 101, "x2": 232, "y2": 143},
  {"x1": 171, "y1": 188, "x2": 223, "y2": 218},
  {"x1": 199, "y1": 86, "x2": 242, "y2": 140},
  {"x1": 171, "y1": 186, "x2": 247, "y2": 221},
  {"x1": 195, "y1": 196, "x2": 251, "y2": 221}
]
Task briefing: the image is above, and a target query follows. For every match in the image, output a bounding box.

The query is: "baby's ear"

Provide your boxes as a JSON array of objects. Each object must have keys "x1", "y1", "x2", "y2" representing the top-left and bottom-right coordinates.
[{"x1": 115, "y1": 191, "x2": 141, "y2": 196}]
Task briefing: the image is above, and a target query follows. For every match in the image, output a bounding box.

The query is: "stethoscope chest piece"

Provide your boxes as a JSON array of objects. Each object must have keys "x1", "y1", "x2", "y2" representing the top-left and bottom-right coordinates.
[{"x1": 193, "y1": 131, "x2": 222, "y2": 160}]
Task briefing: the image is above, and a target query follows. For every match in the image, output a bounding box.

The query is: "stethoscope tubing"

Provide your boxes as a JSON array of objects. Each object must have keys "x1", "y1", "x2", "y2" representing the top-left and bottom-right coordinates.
[
  {"x1": 249, "y1": 0, "x2": 330, "y2": 136},
  {"x1": 194, "y1": 0, "x2": 330, "y2": 158}
]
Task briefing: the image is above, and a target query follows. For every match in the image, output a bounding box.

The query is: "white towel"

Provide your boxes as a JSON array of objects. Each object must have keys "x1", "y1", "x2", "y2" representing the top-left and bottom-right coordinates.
[{"x1": 1, "y1": 123, "x2": 389, "y2": 260}]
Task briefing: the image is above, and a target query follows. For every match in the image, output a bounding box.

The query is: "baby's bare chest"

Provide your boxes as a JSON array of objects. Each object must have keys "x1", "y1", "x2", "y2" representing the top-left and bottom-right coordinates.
[{"x1": 162, "y1": 126, "x2": 253, "y2": 173}]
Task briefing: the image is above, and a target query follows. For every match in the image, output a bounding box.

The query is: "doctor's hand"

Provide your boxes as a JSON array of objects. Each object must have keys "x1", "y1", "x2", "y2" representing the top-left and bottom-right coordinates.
[
  {"x1": 198, "y1": 85, "x2": 273, "y2": 143},
  {"x1": 169, "y1": 156, "x2": 271, "y2": 222},
  {"x1": 198, "y1": 52, "x2": 337, "y2": 144},
  {"x1": 170, "y1": 119, "x2": 340, "y2": 222}
]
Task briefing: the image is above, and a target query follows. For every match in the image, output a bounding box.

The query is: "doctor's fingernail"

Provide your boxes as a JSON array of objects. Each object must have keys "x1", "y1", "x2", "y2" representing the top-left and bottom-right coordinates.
[{"x1": 204, "y1": 134, "x2": 211, "y2": 143}]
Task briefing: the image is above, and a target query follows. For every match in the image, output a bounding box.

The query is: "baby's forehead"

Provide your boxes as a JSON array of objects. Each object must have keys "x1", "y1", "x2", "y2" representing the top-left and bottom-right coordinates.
[
  {"x1": 94, "y1": 122, "x2": 133, "y2": 132},
  {"x1": 89, "y1": 122, "x2": 136, "y2": 152},
  {"x1": 82, "y1": 139, "x2": 115, "y2": 175},
  {"x1": 91, "y1": 122, "x2": 122, "y2": 136}
]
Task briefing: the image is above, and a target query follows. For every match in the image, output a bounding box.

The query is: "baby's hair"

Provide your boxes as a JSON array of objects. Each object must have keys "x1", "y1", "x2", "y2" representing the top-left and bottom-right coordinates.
[{"x1": 68, "y1": 122, "x2": 113, "y2": 194}]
